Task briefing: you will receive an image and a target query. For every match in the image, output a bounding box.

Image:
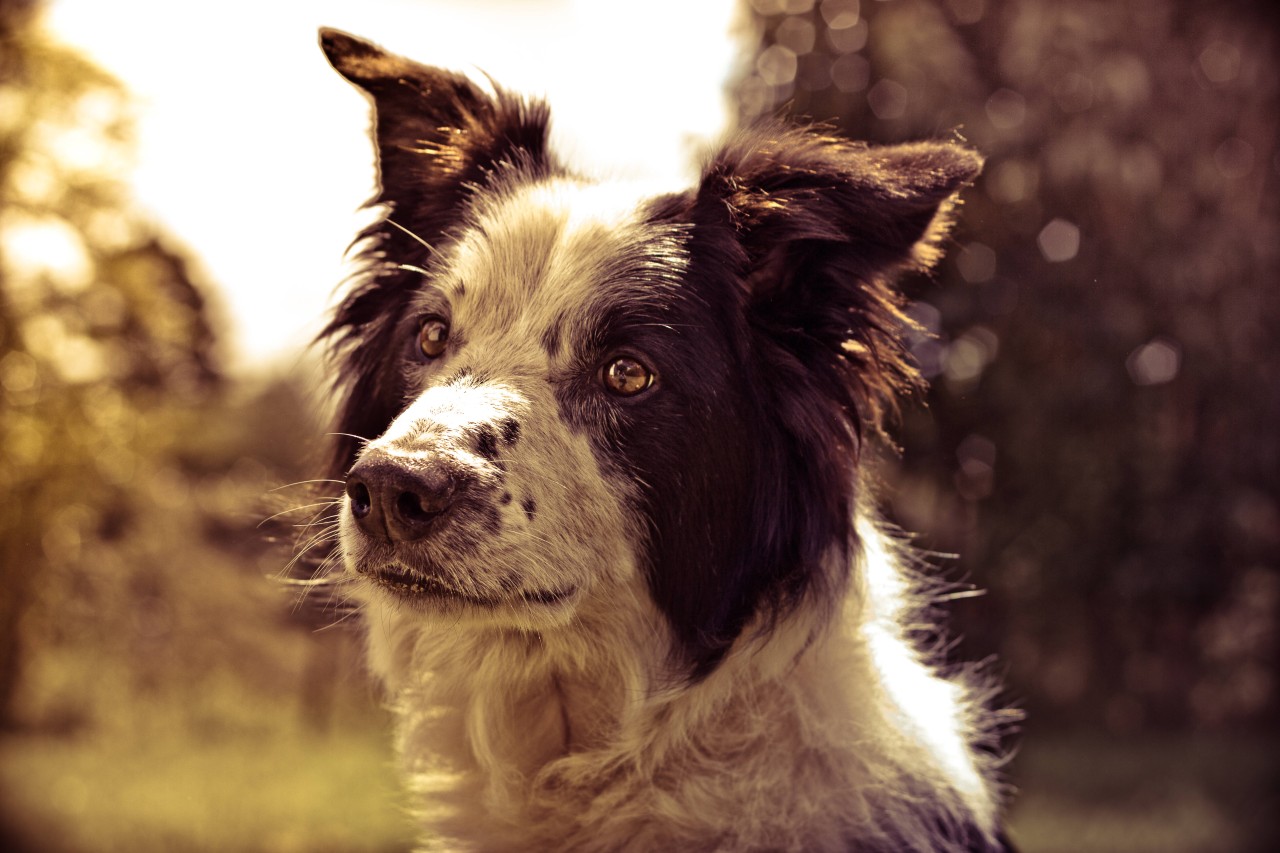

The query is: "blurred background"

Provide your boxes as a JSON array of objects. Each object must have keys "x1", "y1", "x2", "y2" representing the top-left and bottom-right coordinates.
[{"x1": 0, "y1": 0, "x2": 1275, "y2": 850}]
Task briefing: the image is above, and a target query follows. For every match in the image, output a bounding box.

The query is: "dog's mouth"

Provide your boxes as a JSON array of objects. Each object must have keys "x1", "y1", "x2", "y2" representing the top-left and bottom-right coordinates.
[{"x1": 362, "y1": 564, "x2": 575, "y2": 608}]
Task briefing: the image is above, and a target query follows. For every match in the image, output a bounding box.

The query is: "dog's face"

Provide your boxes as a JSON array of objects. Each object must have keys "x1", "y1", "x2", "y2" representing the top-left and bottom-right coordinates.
[
  {"x1": 319, "y1": 30, "x2": 981, "y2": 676},
  {"x1": 338, "y1": 180, "x2": 692, "y2": 630}
]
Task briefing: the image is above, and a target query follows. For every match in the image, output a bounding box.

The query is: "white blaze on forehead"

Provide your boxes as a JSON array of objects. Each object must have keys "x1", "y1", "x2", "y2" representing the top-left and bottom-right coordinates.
[{"x1": 451, "y1": 177, "x2": 674, "y2": 346}]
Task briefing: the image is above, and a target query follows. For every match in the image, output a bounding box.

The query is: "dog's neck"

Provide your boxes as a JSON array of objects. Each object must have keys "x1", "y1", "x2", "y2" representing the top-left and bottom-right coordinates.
[{"x1": 361, "y1": 528, "x2": 996, "y2": 850}]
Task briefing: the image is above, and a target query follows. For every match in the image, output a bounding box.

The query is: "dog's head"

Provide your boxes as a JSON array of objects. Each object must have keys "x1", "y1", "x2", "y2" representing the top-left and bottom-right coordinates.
[{"x1": 318, "y1": 30, "x2": 980, "y2": 678}]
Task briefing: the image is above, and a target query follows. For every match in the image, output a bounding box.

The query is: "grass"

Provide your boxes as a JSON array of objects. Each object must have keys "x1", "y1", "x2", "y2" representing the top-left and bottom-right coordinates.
[
  {"x1": 1005, "y1": 730, "x2": 1279, "y2": 853},
  {"x1": 0, "y1": 719, "x2": 416, "y2": 853},
  {"x1": 3, "y1": 706, "x2": 1275, "y2": 852}
]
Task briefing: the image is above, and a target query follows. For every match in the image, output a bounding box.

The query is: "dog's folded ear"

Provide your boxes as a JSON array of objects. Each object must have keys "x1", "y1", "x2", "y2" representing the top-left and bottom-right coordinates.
[
  {"x1": 694, "y1": 126, "x2": 982, "y2": 427},
  {"x1": 319, "y1": 28, "x2": 553, "y2": 243},
  {"x1": 697, "y1": 126, "x2": 982, "y2": 282}
]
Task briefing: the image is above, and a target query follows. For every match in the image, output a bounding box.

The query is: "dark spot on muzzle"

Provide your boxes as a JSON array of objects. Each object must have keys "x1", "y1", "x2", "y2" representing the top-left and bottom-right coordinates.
[
  {"x1": 474, "y1": 425, "x2": 499, "y2": 461},
  {"x1": 500, "y1": 418, "x2": 521, "y2": 446}
]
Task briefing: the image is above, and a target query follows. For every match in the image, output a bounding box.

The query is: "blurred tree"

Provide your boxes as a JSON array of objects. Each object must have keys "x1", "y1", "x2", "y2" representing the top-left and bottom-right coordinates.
[
  {"x1": 738, "y1": 0, "x2": 1278, "y2": 731},
  {"x1": 0, "y1": 0, "x2": 235, "y2": 729},
  {"x1": 1, "y1": 2, "x2": 363, "y2": 766}
]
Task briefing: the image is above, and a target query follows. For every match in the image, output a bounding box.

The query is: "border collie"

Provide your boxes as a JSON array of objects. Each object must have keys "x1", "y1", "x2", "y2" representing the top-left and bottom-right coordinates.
[{"x1": 312, "y1": 28, "x2": 1014, "y2": 852}]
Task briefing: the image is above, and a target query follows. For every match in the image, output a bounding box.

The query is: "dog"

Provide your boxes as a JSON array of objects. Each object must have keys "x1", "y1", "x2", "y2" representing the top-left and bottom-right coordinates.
[{"x1": 312, "y1": 27, "x2": 1014, "y2": 852}]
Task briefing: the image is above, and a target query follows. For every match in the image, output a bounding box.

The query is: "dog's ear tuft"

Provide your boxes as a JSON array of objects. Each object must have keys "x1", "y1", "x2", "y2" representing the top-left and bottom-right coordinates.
[
  {"x1": 320, "y1": 28, "x2": 412, "y2": 85},
  {"x1": 318, "y1": 28, "x2": 553, "y2": 235},
  {"x1": 695, "y1": 125, "x2": 982, "y2": 432}
]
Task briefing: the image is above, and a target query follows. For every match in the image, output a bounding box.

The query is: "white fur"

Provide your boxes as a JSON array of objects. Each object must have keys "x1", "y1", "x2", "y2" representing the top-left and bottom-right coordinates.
[{"x1": 352, "y1": 522, "x2": 999, "y2": 852}]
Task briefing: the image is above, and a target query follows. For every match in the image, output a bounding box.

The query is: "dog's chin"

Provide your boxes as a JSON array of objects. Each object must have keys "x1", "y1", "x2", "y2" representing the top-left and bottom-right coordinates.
[{"x1": 354, "y1": 561, "x2": 580, "y2": 623}]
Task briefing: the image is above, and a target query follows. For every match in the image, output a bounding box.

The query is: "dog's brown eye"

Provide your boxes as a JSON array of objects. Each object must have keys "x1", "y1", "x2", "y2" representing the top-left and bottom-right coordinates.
[
  {"x1": 603, "y1": 356, "x2": 654, "y2": 397},
  {"x1": 418, "y1": 318, "x2": 449, "y2": 359}
]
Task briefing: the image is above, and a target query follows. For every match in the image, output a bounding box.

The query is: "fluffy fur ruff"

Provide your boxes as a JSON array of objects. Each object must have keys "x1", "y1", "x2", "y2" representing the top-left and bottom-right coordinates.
[{"x1": 309, "y1": 28, "x2": 1016, "y2": 852}]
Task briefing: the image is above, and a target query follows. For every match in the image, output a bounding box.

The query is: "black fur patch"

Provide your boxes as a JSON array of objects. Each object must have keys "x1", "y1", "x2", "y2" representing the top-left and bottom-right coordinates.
[
  {"x1": 474, "y1": 425, "x2": 499, "y2": 461},
  {"x1": 540, "y1": 314, "x2": 565, "y2": 357},
  {"x1": 556, "y1": 126, "x2": 980, "y2": 678},
  {"x1": 500, "y1": 418, "x2": 521, "y2": 446},
  {"x1": 521, "y1": 497, "x2": 536, "y2": 521}
]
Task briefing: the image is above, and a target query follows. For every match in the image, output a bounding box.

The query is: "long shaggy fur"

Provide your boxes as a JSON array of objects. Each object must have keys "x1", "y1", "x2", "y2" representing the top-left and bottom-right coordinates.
[{"x1": 306, "y1": 28, "x2": 1016, "y2": 852}]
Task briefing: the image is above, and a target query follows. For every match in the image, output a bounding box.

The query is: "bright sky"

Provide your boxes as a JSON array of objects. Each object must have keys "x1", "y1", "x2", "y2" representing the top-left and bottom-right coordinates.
[{"x1": 43, "y1": 0, "x2": 740, "y2": 372}]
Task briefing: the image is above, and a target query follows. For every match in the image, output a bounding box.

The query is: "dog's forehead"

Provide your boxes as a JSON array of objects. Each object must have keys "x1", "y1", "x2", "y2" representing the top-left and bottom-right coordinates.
[{"x1": 447, "y1": 178, "x2": 686, "y2": 343}]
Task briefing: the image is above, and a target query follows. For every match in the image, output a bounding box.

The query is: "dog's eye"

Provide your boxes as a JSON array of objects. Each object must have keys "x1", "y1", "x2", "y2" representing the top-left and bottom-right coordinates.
[
  {"x1": 418, "y1": 318, "x2": 449, "y2": 359},
  {"x1": 602, "y1": 356, "x2": 654, "y2": 397}
]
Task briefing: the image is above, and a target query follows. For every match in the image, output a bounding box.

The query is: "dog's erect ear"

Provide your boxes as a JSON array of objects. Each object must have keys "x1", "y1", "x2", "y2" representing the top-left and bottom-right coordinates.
[
  {"x1": 694, "y1": 126, "x2": 982, "y2": 428},
  {"x1": 319, "y1": 28, "x2": 553, "y2": 240}
]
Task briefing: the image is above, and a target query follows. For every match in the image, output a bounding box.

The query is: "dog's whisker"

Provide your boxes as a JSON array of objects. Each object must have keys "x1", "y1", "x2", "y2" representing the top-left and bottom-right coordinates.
[
  {"x1": 291, "y1": 516, "x2": 341, "y2": 536},
  {"x1": 278, "y1": 531, "x2": 340, "y2": 580},
  {"x1": 259, "y1": 501, "x2": 340, "y2": 527},
  {"x1": 385, "y1": 218, "x2": 442, "y2": 259},
  {"x1": 269, "y1": 478, "x2": 346, "y2": 492},
  {"x1": 280, "y1": 575, "x2": 341, "y2": 588},
  {"x1": 325, "y1": 432, "x2": 370, "y2": 445}
]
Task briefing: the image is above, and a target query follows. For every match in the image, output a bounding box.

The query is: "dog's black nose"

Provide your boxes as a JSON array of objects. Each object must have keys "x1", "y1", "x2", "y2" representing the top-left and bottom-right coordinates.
[{"x1": 345, "y1": 453, "x2": 460, "y2": 542}]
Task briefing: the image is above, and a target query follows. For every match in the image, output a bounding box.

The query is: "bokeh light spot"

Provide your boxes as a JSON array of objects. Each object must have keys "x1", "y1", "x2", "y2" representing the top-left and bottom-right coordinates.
[
  {"x1": 1126, "y1": 339, "x2": 1181, "y2": 386},
  {"x1": 867, "y1": 78, "x2": 908, "y2": 120},
  {"x1": 956, "y1": 433, "x2": 997, "y2": 501},
  {"x1": 944, "y1": 0, "x2": 985, "y2": 25},
  {"x1": 957, "y1": 242, "x2": 997, "y2": 283},
  {"x1": 825, "y1": 17, "x2": 869, "y2": 53},
  {"x1": 820, "y1": 0, "x2": 861, "y2": 29},
  {"x1": 1037, "y1": 218, "x2": 1080, "y2": 263},
  {"x1": 987, "y1": 159, "x2": 1038, "y2": 204},
  {"x1": 1099, "y1": 54, "x2": 1152, "y2": 112},
  {"x1": 1120, "y1": 144, "x2": 1163, "y2": 196},
  {"x1": 0, "y1": 351, "x2": 40, "y2": 395},
  {"x1": 775, "y1": 16, "x2": 817, "y2": 55},
  {"x1": 985, "y1": 88, "x2": 1027, "y2": 130},
  {"x1": 944, "y1": 327, "x2": 998, "y2": 387},
  {"x1": 1214, "y1": 137, "x2": 1255, "y2": 179},
  {"x1": 756, "y1": 44, "x2": 798, "y2": 86},
  {"x1": 750, "y1": 0, "x2": 789, "y2": 15},
  {"x1": 830, "y1": 53, "x2": 870, "y2": 92},
  {"x1": 1, "y1": 213, "x2": 94, "y2": 292},
  {"x1": 1199, "y1": 40, "x2": 1242, "y2": 84}
]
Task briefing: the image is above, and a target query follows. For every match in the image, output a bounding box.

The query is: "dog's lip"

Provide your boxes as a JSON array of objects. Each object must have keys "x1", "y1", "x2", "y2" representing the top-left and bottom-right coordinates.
[{"x1": 363, "y1": 564, "x2": 575, "y2": 607}]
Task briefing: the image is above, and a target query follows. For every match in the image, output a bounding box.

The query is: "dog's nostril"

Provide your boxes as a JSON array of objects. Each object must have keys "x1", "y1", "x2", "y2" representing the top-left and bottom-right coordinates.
[
  {"x1": 396, "y1": 489, "x2": 441, "y2": 524},
  {"x1": 346, "y1": 481, "x2": 372, "y2": 518}
]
